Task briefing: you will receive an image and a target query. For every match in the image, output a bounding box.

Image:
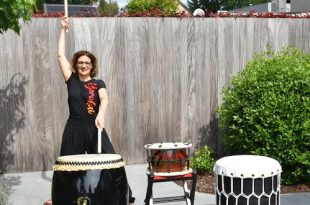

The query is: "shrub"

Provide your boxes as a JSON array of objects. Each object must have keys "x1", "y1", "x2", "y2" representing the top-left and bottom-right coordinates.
[
  {"x1": 0, "y1": 0, "x2": 36, "y2": 34},
  {"x1": 0, "y1": 181, "x2": 8, "y2": 205},
  {"x1": 98, "y1": 0, "x2": 119, "y2": 16},
  {"x1": 127, "y1": 0, "x2": 178, "y2": 16},
  {"x1": 190, "y1": 145, "x2": 215, "y2": 174},
  {"x1": 218, "y1": 47, "x2": 310, "y2": 185}
]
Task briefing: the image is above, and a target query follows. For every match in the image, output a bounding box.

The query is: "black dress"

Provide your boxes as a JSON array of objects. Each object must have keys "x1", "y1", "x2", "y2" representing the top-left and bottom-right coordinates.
[
  {"x1": 60, "y1": 72, "x2": 135, "y2": 203},
  {"x1": 60, "y1": 72, "x2": 114, "y2": 155}
]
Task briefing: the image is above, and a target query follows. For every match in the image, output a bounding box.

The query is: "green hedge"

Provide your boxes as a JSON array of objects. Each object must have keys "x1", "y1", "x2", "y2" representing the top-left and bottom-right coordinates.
[
  {"x1": 218, "y1": 48, "x2": 310, "y2": 185},
  {"x1": 127, "y1": 0, "x2": 178, "y2": 16},
  {"x1": 190, "y1": 145, "x2": 215, "y2": 174}
]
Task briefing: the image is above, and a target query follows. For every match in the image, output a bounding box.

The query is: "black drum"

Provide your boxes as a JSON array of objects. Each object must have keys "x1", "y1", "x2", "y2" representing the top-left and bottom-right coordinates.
[{"x1": 52, "y1": 154, "x2": 128, "y2": 205}]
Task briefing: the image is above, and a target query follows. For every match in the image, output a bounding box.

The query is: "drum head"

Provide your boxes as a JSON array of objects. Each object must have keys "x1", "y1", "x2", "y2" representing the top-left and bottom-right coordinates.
[
  {"x1": 144, "y1": 142, "x2": 192, "y2": 150},
  {"x1": 53, "y1": 154, "x2": 125, "y2": 171}
]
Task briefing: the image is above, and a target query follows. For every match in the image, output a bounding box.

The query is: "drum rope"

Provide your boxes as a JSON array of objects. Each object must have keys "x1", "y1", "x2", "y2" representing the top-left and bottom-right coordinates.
[{"x1": 215, "y1": 174, "x2": 281, "y2": 205}]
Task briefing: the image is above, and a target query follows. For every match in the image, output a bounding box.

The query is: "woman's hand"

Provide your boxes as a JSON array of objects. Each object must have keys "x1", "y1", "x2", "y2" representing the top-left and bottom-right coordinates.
[
  {"x1": 61, "y1": 16, "x2": 69, "y2": 30},
  {"x1": 95, "y1": 114, "x2": 105, "y2": 130},
  {"x1": 96, "y1": 88, "x2": 108, "y2": 130}
]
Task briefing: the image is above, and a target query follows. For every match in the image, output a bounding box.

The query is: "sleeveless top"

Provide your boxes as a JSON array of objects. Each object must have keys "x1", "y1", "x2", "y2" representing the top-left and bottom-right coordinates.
[{"x1": 66, "y1": 72, "x2": 106, "y2": 120}]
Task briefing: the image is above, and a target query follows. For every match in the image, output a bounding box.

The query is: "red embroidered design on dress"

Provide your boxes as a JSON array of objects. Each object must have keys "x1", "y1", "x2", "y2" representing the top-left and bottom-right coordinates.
[{"x1": 84, "y1": 82, "x2": 97, "y2": 114}]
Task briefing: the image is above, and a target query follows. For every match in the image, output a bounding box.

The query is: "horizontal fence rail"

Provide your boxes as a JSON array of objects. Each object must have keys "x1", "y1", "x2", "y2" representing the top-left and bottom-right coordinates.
[{"x1": 0, "y1": 18, "x2": 309, "y2": 173}]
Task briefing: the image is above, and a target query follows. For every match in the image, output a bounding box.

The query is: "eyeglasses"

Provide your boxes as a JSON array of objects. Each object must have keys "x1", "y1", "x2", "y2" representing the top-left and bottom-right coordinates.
[{"x1": 77, "y1": 61, "x2": 92, "y2": 67}]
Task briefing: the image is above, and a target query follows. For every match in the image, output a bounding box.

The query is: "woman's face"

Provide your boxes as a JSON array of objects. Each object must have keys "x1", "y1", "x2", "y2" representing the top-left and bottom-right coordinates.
[{"x1": 76, "y1": 55, "x2": 92, "y2": 78}]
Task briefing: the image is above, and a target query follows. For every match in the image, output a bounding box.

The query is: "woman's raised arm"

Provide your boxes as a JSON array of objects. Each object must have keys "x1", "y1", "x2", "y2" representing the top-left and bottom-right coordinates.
[{"x1": 57, "y1": 17, "x2": 72, "y2": 81}]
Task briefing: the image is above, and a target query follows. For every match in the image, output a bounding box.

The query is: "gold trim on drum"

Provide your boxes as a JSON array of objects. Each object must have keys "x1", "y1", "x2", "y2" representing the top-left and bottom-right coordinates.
[{"x1": 52, "y1": 154, "x2": 126, "y2": 171}]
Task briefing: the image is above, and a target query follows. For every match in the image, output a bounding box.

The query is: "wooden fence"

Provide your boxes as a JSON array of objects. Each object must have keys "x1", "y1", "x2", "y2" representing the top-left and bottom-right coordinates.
[{"x1": 0, "y1": 17, "x2": 309, "y2": 173}]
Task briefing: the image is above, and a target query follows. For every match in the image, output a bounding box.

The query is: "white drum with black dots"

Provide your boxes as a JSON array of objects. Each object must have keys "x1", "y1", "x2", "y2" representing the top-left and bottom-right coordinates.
[{"x1": 214, "y1": 155, "x2": 282, "y2": 205}]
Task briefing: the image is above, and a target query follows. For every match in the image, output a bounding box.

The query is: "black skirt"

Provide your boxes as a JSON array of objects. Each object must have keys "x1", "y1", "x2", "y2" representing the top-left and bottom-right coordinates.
[{"x1": 60, "y1": 118, "x2": 115, "y2": 156}]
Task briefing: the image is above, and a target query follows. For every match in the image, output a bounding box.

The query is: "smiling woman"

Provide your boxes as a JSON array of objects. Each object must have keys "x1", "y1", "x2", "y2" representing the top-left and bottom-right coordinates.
[{"x1": 71, "y1": 52, "x2": 97, "y2": 82}]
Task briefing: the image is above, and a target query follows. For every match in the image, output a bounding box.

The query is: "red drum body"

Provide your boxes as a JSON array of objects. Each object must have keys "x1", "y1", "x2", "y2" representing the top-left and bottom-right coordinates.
[
  {"x1": 145, "y1": 143, "x2": 192, "y2": 174},
  {"x1": 52, "y1": 154, "x2": 128, "y2": 205}
]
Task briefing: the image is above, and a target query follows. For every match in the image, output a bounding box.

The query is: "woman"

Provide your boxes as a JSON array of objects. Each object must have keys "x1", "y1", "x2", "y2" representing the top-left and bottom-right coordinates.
[{"x1": 58, "y1": 17, "x2": 135, "y2": 204}]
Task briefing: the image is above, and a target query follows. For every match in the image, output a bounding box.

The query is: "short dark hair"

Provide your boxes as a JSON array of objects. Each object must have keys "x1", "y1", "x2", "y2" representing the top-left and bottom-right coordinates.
[{"x1": 71, "y1": 50, "x2": 98, "y2": 78}]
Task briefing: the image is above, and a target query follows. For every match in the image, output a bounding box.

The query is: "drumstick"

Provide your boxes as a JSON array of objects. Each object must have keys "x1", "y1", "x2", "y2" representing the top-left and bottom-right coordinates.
[
  {"x1": 98, "y1": 128, "x2": 102, "y2": 153},
  {"x1": 64, "y1": 0, "x2": 69, "y2": 32},
  {"x1": 64, "y1": 0, "x2": 68, "y2": 17}
]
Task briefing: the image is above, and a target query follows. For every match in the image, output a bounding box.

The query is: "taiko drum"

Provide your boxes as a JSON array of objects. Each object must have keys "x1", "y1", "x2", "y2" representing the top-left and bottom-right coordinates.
[
  {"x1": 52, "y1": 154, "x2": 128, "y2": 205},
  {"x1": 145, "y1": 142, "x2": 192, "y2": 174}
]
